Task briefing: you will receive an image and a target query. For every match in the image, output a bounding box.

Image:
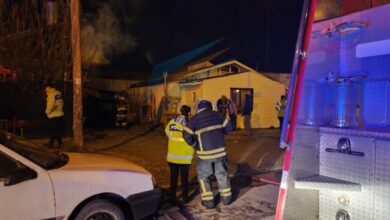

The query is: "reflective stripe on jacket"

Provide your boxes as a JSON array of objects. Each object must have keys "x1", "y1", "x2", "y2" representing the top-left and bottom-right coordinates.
[
  {"x1": 183, "y1": 109, "x2": 233, "y2": 160},
  {"x1": 165, "y1": 118, "x2": 194, "y2": 164},
  {"x1": 46, "y1": 88, "x2": 64, "y2": 119},
  {"x1": 275, "y1": 100, "x2": 286, "y2": 117}
]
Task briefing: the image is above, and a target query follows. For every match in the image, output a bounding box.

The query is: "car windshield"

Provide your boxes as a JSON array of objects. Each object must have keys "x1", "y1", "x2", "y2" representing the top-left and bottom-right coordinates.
[{"x1": 0, "y1": 131, "x2": 69, "y2": 169}]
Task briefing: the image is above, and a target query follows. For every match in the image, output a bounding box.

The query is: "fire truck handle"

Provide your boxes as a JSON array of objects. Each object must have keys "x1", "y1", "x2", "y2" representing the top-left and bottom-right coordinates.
[{"x1": 325, "y1": 148, "x2": 365, "y2": 157}]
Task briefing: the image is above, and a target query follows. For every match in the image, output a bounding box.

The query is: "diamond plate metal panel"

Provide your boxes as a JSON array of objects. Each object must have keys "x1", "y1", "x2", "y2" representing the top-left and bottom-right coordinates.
[
  {"x1": 320, "y1": 127, "x2": 390, "y2": 139},
  {"x1": 362, "y1": 81, "x2": 389, "y2": 127},
  {"x1": 295, "y1": 175, "x2": 361, "y2": 191},
  {"x1": 388, "y1": 84, "x2": 390, "y2": 127},
  {"x1": 284, "y1": 126, "x2": 320, "y2": 220},
  {"x1": 319, "y1": 132, "x2": 375, "y2": 220},
  {"x1": 374, "y1": 140, "x2": 390, "y2": 219}
]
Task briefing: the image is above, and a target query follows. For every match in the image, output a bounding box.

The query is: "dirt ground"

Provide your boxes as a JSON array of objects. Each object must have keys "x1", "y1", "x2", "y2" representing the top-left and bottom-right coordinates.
[{"x1": 81, "y1": 125, "x2": 285, "y2": 188}]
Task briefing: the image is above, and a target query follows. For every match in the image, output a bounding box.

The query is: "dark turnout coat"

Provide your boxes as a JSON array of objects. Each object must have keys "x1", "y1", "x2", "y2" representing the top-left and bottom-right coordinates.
[{"x1": 183, "y1": 108, "x2": 233, "y2": 160}]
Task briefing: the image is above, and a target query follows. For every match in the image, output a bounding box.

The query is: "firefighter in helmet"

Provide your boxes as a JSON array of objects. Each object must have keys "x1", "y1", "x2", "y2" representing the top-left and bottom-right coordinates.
[
  {"x1": 183, "y1": 100, "x2": 233, "y2": 209},
  {"x1": 165, "y1": 105, "x2": 194, "y2": 205}
]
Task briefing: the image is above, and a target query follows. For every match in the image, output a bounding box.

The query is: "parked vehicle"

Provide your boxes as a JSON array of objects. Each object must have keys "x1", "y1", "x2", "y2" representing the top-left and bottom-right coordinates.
[{"x1": 0, "y1": 131, "x2": 161, "y2": 220}]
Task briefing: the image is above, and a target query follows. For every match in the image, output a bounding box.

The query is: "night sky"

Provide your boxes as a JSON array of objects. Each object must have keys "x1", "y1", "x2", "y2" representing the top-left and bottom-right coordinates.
[{"x1": 81, "y1": 0, "x2": 304, "y2": 74}]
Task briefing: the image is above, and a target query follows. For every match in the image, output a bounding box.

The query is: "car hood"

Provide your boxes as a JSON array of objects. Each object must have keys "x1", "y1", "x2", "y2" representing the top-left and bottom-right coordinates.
[{"x1": 58, "y1": 152, "x2": 150, "y2": 174}]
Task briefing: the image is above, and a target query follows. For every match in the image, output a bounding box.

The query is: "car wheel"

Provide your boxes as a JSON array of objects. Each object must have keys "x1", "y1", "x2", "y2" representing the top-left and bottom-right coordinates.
[{"x1": 75, "y1": 199, "x2": 125, "y2": 220}]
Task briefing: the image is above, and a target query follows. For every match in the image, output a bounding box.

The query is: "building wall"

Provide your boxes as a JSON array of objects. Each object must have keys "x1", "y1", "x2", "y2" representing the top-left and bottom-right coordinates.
[
  {"x1": 180, "y1": 83, "x2": 203, "y2": 115},
  {"x1": 146, "y1": 82, "x2": 180, "y2": 115},
  {"x1": 128, "y1": 82, "x2": 180, "y2": 121},
  {"x1": 128, "y1": 71, "x2": 285, "y2": 127},
  {"x1": 263, "y1": 73, "x2": 291, "y2": 89},
  {"x1": 201, "y1": 71, "x2": 285, "y2": 128}
]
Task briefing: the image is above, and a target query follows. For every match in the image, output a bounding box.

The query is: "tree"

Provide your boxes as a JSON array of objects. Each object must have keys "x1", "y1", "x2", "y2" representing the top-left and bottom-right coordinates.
[
  {"x1": 0, "y1": 0, "x2": 85, "y2": 150},
  {"x1": 0, "y1": 0, "x2": 71, "y2": 87}
]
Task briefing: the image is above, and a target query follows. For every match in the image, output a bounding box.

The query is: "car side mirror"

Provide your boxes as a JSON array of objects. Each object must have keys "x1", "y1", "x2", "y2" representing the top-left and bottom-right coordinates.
[{"x1": 4, "y1": 166, "x2": 37, "y2": 186}]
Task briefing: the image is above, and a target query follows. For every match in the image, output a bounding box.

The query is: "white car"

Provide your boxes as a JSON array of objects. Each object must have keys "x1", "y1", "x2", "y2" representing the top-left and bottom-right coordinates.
[{"x1": 0, "y1": 131, "x2": 161, "y2": 220}]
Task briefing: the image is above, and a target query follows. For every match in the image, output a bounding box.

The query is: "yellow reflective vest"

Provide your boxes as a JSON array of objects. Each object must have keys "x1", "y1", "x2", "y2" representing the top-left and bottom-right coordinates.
[
  {"x1": 165, "y1": 117, "x2": 194, "y2": 164},
  {"x1": 45, "y1": 88, "x2": 64, "y2": 119},
  {"x1": 276, "y1": 100, "x2": 286, "y2": 117}
]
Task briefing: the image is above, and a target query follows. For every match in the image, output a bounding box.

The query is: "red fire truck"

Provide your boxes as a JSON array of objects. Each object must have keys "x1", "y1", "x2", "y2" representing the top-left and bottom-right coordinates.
[{"x1": 276, "y1": 0, "x2": 390, "y2": 219}]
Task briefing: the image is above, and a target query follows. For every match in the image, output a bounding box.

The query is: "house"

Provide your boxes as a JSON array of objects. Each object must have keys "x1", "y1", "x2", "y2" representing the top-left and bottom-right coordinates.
[{"x1": 128, "y1": 59, "x2": 285, "y2": 128}]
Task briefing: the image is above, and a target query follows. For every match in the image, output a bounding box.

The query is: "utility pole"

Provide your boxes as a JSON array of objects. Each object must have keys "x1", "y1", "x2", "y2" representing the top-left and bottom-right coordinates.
[{"x1": 70, "y1": 0, "x2": 83, "y2": 150}]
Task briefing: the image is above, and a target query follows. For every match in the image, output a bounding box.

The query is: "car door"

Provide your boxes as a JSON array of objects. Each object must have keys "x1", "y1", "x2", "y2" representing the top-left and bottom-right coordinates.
[{"x1": 0, "y1": 149, "x2": 56, "y2": 220}]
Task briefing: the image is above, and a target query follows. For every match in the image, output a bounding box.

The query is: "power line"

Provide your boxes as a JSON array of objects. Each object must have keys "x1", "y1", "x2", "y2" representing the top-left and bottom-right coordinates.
[{"x1": 260, "y1": 0, "x2": 295, "y2": 30}]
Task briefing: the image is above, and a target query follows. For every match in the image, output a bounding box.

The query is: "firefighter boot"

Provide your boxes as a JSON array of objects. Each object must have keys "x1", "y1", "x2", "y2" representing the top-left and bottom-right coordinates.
[
  {"x1": 222, "y1": 195, "x2": 232, "y2": 205},
  {"x1": 201, "y1": 199, "x2": 215, "y2": 209}
]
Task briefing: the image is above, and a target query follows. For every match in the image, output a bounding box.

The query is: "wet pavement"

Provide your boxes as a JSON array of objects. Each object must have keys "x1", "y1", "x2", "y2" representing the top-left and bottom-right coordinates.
[{"x1": 178, "y1": 184, "x2": 278, "y2": 220}]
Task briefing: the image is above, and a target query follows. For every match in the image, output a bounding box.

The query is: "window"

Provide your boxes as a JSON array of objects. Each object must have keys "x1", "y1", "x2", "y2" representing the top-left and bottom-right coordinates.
[
  {"x1": 0, "y1": 152, "x2": 17, "y2": 179},
  {"x1": 230, "y1": 88, "x2": 253, "y2": 114}
]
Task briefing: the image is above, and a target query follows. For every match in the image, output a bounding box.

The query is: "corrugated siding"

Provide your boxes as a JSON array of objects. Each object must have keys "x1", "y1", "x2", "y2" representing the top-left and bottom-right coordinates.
[{"x1": 146, "y1": 82, "x2": 180, "y2": 115}]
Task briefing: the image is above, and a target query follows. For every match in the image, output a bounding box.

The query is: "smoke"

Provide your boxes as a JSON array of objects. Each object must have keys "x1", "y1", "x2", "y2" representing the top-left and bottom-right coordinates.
[
  {"x1": 145, "y1": 52, "x2": 155, "y2": 64},
  {"x1": 81, "y1": 3, "x2": 137, "y2": 65}
]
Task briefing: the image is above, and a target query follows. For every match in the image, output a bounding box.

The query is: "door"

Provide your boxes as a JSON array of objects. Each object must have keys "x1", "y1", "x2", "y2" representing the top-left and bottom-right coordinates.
[
  {"x1": 0, "y1": 150, "x2": 55, "y2": 220},
  {"x1": 230, "y1": 88, "x2": 253, "y2": 114}
]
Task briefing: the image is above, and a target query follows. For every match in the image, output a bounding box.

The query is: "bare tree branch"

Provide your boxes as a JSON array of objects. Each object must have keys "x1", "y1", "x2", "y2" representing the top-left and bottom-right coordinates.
[{"x1": 0, "y1": 0, "x2": 71, "y2": 91}]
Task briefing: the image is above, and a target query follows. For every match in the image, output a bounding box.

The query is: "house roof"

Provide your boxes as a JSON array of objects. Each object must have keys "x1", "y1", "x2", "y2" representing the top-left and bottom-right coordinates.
[
  {"x1": 164, "y1": 48, "x2": 230, "y2": 82},
  {"x1": 184, "y1": 60, "x2": 255, "y2": 78},
  {"x1": 130, "y1": 59, "x2": 282, "y2": 88},
  {"x1": 184, "y1": 48, "x2": 230, "y2": 70},
  {"x1": 150, "y1": 39, "x2": 223, "y2": 82},
  {"x1": 178, "y1": 60, "x2": 256, "y2": 83}
]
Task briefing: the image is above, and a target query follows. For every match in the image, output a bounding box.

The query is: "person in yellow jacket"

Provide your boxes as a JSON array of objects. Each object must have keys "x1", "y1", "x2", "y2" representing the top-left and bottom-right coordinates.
[
  {"x1": 165, "y1": 105, "x2": 194, "y2": 205},
  {"x1": 45, "y1": 83, "x2": 64, "y2": 148},
  {"x1": 275, "y1": 95, "x2": 286, "y2": 129}
]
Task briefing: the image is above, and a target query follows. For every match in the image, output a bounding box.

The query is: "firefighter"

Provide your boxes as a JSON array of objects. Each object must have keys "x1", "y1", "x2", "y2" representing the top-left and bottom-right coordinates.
[
  {"x1": 183, "y1": 100, "x2": 233, "y2": 209},
  {"x1": 45, "y1": 83, "x2": 64, "y2": 148},
  {"x1": 165, "y1": 105, "x2": 194, "y2": 205},
  {"x1": 275, "y1": 95, "x2": 287, "y2": 129}
]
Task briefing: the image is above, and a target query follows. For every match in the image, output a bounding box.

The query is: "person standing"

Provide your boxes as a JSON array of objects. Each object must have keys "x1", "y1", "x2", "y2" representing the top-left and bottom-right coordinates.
[
  {"x1": 165, "y1": 105, "x2": 194, "y2": 205},
  {"x1": 216, "y1": 95, "x2": 229, "y2": 118},
  {"x1": 275, "y1": 95, "x2": 286, "y2": 129},
  {"x1": 183, "y1": 100, "x2": 233, "y2": 209},
  {"x1": 228, "y1": 99, "x2": 238, "y2": 130},
  {"x1": 45, "y1": 83, "x2": 64, "y2": 148},
  {"x1": 242, "y1": 94, "x2": 253, "y2": 136}
]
